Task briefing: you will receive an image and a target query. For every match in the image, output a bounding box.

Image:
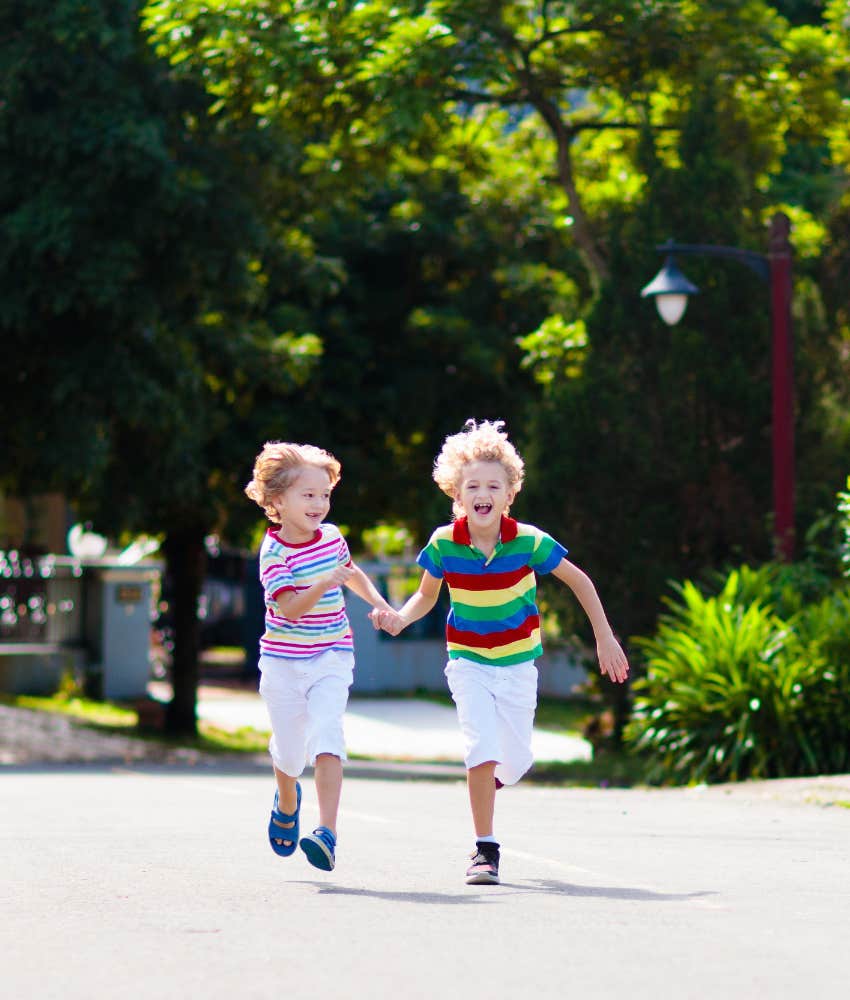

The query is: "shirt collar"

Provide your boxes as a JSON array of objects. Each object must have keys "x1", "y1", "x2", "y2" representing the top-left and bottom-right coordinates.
[
  {"x1": 452, "y1": 515, "x2": 518, "y2": 546},
  {"x1": 269, "y1": 526, "x2": 322, "y2": 548}
]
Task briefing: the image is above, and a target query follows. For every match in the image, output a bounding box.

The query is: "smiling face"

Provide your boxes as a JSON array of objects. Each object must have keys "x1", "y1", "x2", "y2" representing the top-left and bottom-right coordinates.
[
  {"x1": 270, "y1": 465, "x2": 333, "y2": 544},
  {"x1": 456, "y1": 460, "x2": 515, "y2": 532}
]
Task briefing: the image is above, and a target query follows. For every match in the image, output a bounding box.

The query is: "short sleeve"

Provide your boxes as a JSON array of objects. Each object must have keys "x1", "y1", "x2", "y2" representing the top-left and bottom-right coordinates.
[
  {"x1": 527, "y1": 528, "x2": 568, "y2": 575},
  {"x1": 416, "y1": 531, "x2": 444, "y2": 579},
  {"x1": 260, "y1": 552, "x2": 296, "y2": 603},
  {"x1": 337, "y1": 532, "x2": 353, "y2": 567}
]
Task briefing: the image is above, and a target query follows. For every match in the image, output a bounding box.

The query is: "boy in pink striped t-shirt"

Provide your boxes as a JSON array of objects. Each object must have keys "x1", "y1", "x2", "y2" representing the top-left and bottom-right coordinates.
[{"x1": 245, "y1": 441, "x2": 392, "y2": 871}]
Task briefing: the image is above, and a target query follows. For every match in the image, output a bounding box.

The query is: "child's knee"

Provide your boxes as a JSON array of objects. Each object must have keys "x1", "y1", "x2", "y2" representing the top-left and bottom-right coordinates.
[
  {"x1": 306, "y1": 719, "x2": 346, "y2": 763},
  {"x1": 269, "y1": 735, "x2": 307, "y2": 777}
]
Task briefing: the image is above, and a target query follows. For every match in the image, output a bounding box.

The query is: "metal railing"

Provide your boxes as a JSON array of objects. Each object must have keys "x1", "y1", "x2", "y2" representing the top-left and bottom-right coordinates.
[{"x1": 0, "y1": 551, "x2": 85, "y2": 645}]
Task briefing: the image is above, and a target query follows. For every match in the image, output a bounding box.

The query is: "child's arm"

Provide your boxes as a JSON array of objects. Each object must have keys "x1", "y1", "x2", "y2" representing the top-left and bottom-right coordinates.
[
  {"x1": 344, "y1": 562, "x2": 393, "y2": 613},
  {"x1": 274, "y1": 564, "x2": 355, "y2": 620},
  {"x1": 551, "y1": 559, "x2": 629, "y2": 683},
  {"x1": 373, "y1": 571, "x2": 442, "y2": 635}
]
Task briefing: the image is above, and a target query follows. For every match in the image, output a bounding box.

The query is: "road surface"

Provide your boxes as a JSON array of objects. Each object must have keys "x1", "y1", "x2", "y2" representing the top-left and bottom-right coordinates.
[{"x1": 2, "y1": 764, "x2": 847, "y2": 999}]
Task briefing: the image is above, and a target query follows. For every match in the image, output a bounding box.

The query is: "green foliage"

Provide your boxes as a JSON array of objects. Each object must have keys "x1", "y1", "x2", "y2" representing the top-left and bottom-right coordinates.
[
  {"x1": 0, "y1": 0, "x2": 325, "y2": 734},
  {"x1": 6, "y1": 0, "x2": 850, "y2": 733},
  {"x1": 0, "y1": 0, "x2": 308, "y2": 514},
  {"x1": 626, "y1": 565, "x2": 850, "y2": 784},
  {"x1": 838, "y1": 476, "x2": 850, "y2": 577},
  {"x1": 518, "y1": 315, "x2": 588, "y2": 385},
  {"x1": 56, "y1": 669, "x2": 85, "y2": 702},
  {"x1": 138, "y1": 0, "x2": 850, "y2": 567},
  {"x1": 360, "y1": 523, "x2": 415, "y2": 560},
  {"x1": 141, "y1": 1, "x2": 850, "y2": 295}
]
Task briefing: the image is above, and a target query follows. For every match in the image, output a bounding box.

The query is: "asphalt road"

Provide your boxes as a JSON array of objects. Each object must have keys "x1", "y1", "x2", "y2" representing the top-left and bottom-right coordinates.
[{"x1": 2, "y1": 765, "x2": 847, "y2": 1000}]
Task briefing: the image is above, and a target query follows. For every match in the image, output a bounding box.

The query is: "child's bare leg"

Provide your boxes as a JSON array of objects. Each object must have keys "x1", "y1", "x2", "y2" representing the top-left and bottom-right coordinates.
[
  {"x1": 274, "y1": 766, "x2": 299, "y2": 812},
  {"x1": 271, "y1": 766, "x2": 299, "y2": 845},
  {"x1": 314, "y1": 752, "x2": 343, "y2": 835},
  {"x1": 467, "y1": 760, "x2": 497, "y2": 837}
]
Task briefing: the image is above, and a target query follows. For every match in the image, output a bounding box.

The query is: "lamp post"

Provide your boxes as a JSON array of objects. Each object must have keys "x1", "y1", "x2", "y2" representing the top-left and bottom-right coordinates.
[{"x1": 640, "y1": 212, "x2": 795, "y2": 561}]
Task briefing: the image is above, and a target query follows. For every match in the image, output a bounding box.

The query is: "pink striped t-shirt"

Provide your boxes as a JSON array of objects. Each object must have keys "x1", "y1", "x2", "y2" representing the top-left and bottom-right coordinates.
[{"x1": 258, "y1": 523, "x2": 353, "y2": 660}]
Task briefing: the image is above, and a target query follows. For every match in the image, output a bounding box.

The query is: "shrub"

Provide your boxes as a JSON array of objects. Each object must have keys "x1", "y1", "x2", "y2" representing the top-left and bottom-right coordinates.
[
  {"x1": 793, "y1": 588, "x2": 850, "y2": 774},
  {"x1": 625, "y1": 567, "x2": 850, "y2": 784},
  {"x1": 839, "y1": 475, "x2": 850, "y2": 578}
]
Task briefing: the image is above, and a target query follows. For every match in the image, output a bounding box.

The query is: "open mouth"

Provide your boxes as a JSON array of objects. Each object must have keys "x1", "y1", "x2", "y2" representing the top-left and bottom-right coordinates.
[{"x1": 473, "y1": 502, "x2": 493, "y2": 515}]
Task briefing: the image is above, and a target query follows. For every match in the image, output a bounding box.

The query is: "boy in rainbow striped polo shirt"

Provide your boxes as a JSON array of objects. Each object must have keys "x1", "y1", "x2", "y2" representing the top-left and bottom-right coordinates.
[
  {"x1": 374, "y1": 419, "x2": 629, "y2": 885},
  {"x1": 245, "y1": 441, "x2": 392, "y2": 872}
]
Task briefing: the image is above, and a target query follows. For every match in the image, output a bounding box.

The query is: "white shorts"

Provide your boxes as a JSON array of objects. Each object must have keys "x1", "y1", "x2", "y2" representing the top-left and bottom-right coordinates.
[
  {"x1": 444, "y1": 657, "x2": 538, "y2": 786},
  {"x1": 258, "y1": 649, "x2": 354, "y2": 776}
]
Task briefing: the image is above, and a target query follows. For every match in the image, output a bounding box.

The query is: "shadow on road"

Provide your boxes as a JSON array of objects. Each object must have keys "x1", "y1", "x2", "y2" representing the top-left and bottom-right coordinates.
[
  {"x1": 294, "y1": 882, "x2": 499, "y2": 904},
  {"x1": 506, "y1": 879, "x2": 716, "y2": 902},
  {"x1": 294, "y1": 880, "x2": 715, "y2": 905}
]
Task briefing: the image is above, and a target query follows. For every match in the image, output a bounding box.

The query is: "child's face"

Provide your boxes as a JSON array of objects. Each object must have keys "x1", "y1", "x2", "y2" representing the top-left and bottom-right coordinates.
[
  {"x1": 271, "y1": 465, "x2": 332, "y2": 543},
  {"x1": 456, "y1": 461, "x2": 515, "y2": 531}
]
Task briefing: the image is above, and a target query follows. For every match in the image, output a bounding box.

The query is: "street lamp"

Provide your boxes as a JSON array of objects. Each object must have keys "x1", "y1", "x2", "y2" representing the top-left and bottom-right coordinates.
[{"x1": 640, "y1": 212, "x2": 795, "y2": 561}]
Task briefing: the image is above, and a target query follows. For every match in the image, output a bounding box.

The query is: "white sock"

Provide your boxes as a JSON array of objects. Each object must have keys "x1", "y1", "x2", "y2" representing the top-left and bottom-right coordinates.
[{"x1": 477, "y1": 834, "x2": 498, "y2": 844}]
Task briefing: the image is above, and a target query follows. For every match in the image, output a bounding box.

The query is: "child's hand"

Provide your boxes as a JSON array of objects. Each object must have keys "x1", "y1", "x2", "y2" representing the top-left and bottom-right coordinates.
[
  {"x1": 597, "y1": 634, "x2": 629, "y2": 684},
  {"x1": 368, "y1": 607, "x2": 388, "y2": 630},
  {"x1": 324, "y1": 564, "x2": 356, "y2": 589},
  {"x1": 381, "y1": 609, "x2": 405, "y2": 635},
  {"x1": 370, "y1": 608, "x2": 405, "y2": 636}
]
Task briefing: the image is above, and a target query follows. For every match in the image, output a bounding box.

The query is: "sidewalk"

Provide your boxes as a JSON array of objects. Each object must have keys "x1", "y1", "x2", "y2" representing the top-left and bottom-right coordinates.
[
  {"x1": 150, "y1": 679, "x2": 593, "y2": 765},
  {"x1": 2, "y1": 695, "x2": 849, "y2": 808}
]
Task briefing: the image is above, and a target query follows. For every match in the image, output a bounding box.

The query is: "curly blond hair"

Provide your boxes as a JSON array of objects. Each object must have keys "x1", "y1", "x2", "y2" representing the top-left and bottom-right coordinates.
[
  {"x1": 433, "y1": 419, "x2": 525, "y2": 519},
  {"x1": 244, "y1": 441, "x2": 342, "y2": 524}
]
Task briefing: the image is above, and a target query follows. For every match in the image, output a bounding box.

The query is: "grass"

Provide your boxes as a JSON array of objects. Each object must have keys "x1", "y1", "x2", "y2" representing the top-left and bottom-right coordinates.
[
  {"x1": 527, "y1": 748, "x2": 647, "y2": 788},
  {"x1": 1, "y1": 690, "x2": 269, "y2": 755},
  {"x1": 4, "y1": 693, "x2": 137, "y2": 728}
]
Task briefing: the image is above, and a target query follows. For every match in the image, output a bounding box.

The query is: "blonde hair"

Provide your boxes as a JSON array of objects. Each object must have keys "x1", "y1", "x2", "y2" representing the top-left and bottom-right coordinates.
[
  {"x1": 245, "y1": 441, "x2": 341, "y2": 524},
  {"x1": 433, "y1": 419, "x2": 525, "y2": 519}
]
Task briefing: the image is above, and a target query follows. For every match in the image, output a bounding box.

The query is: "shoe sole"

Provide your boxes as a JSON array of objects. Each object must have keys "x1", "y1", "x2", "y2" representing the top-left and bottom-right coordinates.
[
  {"x1": 300, "y1": 835, "x2": 335, "y2": 871},
  {"x1": 465, "y1": 871, "x2": 500, "y2": 885}
]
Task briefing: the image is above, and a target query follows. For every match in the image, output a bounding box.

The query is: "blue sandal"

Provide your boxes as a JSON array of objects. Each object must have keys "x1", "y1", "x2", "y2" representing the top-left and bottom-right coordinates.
[
  {"x1": 300, "y1": 826, "x2": 336, "y2": 871},
  {"x1": 268, "y1": 782, "x2": 301, "y2": 857}
]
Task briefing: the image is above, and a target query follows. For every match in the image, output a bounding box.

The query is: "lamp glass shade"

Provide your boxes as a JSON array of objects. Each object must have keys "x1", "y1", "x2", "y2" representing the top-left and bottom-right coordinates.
[
  {"x1": 655, "y1": 293, "x2": 688, "y2": 326},
  {"x1": 641, "y1": 254, "x2": 699, "y2": 325}
]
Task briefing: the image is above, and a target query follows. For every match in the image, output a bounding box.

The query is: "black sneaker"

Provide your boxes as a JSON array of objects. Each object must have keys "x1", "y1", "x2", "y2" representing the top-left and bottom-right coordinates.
[{"x1": 466, "y1": 840, "x2": 500, "y2": 885}]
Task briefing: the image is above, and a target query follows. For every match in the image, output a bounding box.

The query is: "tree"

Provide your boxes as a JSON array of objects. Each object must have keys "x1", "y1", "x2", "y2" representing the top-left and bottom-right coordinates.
[
  {"x1": 143, "y1": 1, "x2": 846, "y2": 293},
  {"x1": 142, "y1": 1, "x2": 850, "y2": 703},
  {"x1": 8, "y1": 0, "x2": 849, "y2": 735},
  {"x1": 143, "y1": 1, "x2": 570, "y2": 543},
  {"x1": 0, "y1": 0, "x2": 318, "y2": 734}
]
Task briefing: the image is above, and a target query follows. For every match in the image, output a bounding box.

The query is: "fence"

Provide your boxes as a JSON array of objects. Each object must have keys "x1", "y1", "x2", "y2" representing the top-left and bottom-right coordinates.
[
  {"x1": 347, "y1": 561, "x2": 587, "y2": 697},
  {"x1": 0, "y1": 549, "x2": 160, "y2": 698}
]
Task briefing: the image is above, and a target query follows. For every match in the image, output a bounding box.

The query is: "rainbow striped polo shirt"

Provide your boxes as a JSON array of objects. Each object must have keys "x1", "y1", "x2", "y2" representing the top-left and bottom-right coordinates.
[
  {"x1": 417, "y1": 516, "x2": 567, "y2": 666},
  {"x1": 258, "y1": 523, "x2": 353, "y2": 660}
]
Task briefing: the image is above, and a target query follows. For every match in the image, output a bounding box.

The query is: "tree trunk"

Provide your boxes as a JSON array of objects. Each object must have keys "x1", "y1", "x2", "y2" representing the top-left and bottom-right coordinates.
[
  {"x1": 532, "y1": 96, "x2": 611, "y2": 289},
  {"x1": 162, "y1": 526, "x2": 207, "y2": 737}
]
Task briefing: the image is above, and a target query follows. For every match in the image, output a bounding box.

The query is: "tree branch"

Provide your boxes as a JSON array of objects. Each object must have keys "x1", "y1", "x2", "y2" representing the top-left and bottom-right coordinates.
[
  {"x1": 449, "y1": 86, "x2": 527, "y2": 105},
  {"x1": 531, "y1": 95, "x2": 610, "y2": 287}
]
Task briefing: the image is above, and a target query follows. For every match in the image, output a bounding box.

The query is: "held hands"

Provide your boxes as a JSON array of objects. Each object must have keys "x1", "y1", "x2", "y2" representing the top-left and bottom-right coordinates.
[
  {"x1": 596, "y1": 634, "x2": 630, "y2": 684},
  {"x1": 368, "y1": 607, "x2": 406, "y2": 636}
]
